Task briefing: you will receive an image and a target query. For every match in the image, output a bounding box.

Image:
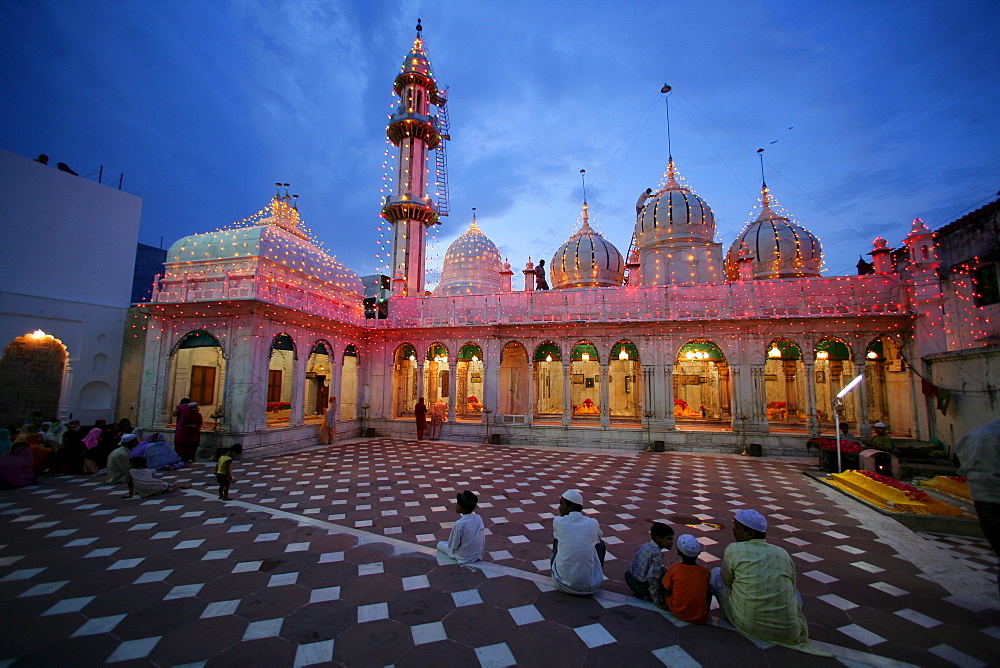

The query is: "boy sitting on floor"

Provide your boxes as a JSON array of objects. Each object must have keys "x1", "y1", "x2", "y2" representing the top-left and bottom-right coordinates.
[
  {"x1": 123, "y1": 456, "x2": 191, "y2": 499},
  {"x1": 436, "y1": 490, "x2": 485, "y2": 563},
  {"x1": 625, "y1": 522, "x2": 674, "y2": 602},
  {"x1": 660, "y1": 534, "x2": 711, "y2": 623}
]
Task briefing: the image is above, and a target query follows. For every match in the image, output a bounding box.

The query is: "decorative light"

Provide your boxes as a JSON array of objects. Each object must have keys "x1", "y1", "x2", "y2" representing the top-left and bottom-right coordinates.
[
  {"x1": 619, "y1": 349, "x2": 629, "y2": 360},
  {"x1": 471, "y1": 355, "x2": 479, "y2": 362},
  {"x1": 867, "y1": 351, "x2": 878, "y2": 359},
  {"x1": 581, "y1": 352, "x2": 590, "y2": 362},
  {"x1": 28, "y1": 329, "x2": 47, "y2": 339},
  {"x1": 768, "y1": 346, "x2": 782, "y2": 358},
  {"x1": 409, "y1": 355, "x2": 416, "y2": 362},
  {"x1": 546, "y1": 354, "x2": 553, "y2": 362},
  {"x1": 817, "y1": 351, "x2": 829, "y2": 360}
]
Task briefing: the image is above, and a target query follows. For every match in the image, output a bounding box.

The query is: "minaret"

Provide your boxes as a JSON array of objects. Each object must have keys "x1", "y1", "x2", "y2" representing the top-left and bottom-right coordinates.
[{"x1": 382, "y1": 19, "x2": 447, "y2": 296}]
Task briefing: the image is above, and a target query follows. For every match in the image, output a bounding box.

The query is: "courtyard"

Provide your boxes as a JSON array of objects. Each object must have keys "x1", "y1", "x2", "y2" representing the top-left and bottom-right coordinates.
[{"x1": 1, "y1": 438, "x2": 998, "y2": 667}]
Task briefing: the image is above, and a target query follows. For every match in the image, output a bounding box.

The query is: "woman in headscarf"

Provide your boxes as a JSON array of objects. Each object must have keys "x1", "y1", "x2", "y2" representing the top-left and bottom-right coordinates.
[
  {"x1": 0, "y1": 428, "x2": 11, "y2": 456},
  {"x1": 173, "y1": 397, "x2": 191, "y2": 452},
  {"x1": 144, "y1": 432, "x2": 184, "y2": 470},
  {"x1": 176, "y1": 403, "x2": 203, "y2": 463},
  {"x1": 81, "y1": 420, "x2": 106, "y2": 473},
  {"x1": 319, "y1": 396, "x2": 338, "y2": 444},
  {"x1": 0, "y1": 442, "x2": 34, "y2": 488}
]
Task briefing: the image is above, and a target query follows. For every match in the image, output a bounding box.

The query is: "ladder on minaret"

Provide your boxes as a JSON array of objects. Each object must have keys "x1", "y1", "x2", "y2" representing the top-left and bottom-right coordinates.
[
  {"x1": 623, "y1": 232, "x2": 637, "y2": 285},
  {"x1": 435, "y1": 88, "x2": 451, "y2": 217}
]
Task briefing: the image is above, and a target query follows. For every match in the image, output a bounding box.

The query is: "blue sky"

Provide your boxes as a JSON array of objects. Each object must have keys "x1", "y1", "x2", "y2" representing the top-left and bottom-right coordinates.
[{"x1": 3, "y1": 0, "x2": 999, "y2": 282}]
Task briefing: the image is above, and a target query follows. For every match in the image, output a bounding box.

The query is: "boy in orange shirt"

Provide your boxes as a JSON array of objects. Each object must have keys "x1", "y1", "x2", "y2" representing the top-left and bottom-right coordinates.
[{"x1": 660, "y1": 534, "x2": 711, "y2": 624}]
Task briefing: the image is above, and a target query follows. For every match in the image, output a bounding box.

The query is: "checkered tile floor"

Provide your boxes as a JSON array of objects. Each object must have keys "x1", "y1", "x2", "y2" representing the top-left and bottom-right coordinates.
[{"x1": 1, "y1": 437, "x2": 998, "y2": 666}]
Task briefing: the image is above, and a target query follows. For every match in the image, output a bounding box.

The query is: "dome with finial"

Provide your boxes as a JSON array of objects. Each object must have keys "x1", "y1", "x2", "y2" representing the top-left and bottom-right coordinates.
[
  {"x1": 166, "y1": 186, "x2": 363, "y2": 294},
  {"x1": 395, "y1": 19, "x2": 438, "y2": 97},
  {"x1": 551, "y1": 202, "x2": 625, "y2": 289},
  {"x1": 434, "y1": 212, "x2": 503, "y2": 296},
  {"x1": 635, "y1": 157, "x2": 716, "y2": 249},
  {"x1": 724, "y1": 184, "x2": 822, "y2": 280}
]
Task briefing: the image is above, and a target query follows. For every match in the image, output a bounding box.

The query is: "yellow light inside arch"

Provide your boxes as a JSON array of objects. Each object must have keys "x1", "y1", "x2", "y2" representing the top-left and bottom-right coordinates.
[
  {"x1": 768, "y1": 346, "x2": 782, "y2": 358},
  {"x1": 581, "y1": 352, "x2": 590, "y2": 362},
  {"x1": 619, "y1": 349, "x2": 629, "y2": 361},
  {"x1": 867, "y1": 351, "x2": 879, "y2": 359},
  {"x1": 546, "y1": 354, "x2": 553, "y2": 362},
  {"x1": 817, "y1": 351, "x2": 829, "y2": 360}
]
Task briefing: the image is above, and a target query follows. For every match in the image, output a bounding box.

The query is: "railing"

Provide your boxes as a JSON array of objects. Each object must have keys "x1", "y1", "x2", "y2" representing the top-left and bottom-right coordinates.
[{"x1": 374, "y1": 276, "x2": 907, "y2": 329}]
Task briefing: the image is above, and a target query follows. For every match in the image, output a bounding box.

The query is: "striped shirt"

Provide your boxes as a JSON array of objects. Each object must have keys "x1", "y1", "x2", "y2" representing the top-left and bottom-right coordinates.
[
  {"x1": 627, "y1": 540, "x2": 665, "y2": 601},
  {"x1": 721, "y1": 539, "x2": 808, "y2": 645}
]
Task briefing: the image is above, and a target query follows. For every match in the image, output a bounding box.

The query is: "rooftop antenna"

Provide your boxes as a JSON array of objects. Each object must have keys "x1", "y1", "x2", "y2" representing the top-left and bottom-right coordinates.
[{"x1": 661, "y1": 84, "x2": 673, "y2": 159}]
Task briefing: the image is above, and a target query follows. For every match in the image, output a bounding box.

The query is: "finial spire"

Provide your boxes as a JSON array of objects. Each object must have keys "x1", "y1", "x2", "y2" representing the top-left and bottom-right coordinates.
[
  {"x1": 580, "y1": 169, "x2": 587, "y2": 206},
  {"x1": 661, "y1": 84, "x2": 673, "y2": 160},
  {"x1": 756, "y1": 148, "x2": 766, "y2": 188},
  {"x1": 471, "y1": 207, "x2": 478, "y2": 229},
  {"x1": 416, "y1": 18, "x2": 422, "y2": 37}
]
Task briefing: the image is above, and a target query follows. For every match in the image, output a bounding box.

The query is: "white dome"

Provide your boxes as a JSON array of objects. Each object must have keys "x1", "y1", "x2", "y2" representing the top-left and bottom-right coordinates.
[
  {"x1": 551, "y1": 203, "x2": 625, "y2": 289},
  {"x1": 725, "y1": 186, "x2": 822, "y2": 280},
  {"x1": 434, "y1": 218, "x2": 503, "y2": 296},
  {"x1": 166, "y1": 196, "x2": 363, "y2": 295},
  {"x1": 635, "y1": 158, "x2": 716, "y2": 248}
]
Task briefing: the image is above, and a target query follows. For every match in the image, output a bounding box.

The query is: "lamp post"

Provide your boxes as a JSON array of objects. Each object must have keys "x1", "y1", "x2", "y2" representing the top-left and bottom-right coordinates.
[{"x1": 834, "y1": 374, "x2": 864, "y2": 473}]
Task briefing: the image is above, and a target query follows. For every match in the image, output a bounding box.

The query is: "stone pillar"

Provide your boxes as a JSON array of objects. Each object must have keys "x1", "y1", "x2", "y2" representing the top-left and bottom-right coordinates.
[
  {"x1": 663, "y1": 363, "x2": 676, "y2": 430},
  {"x1": 526, "y1": 360, "x2": 535, "y2": 425},
  {"x1": 448, "y1": 360, "x2": 457, "y2": 422},
  {"x1": 749, "y1": 363, "x2": 769, "y2": 432},
  {"x1": 58, "y1": 361, "x2": 74, "y2": 422},
  {"x1": 332, "y1": 348, "x2": 344, "y2": 420},
  {"x1": 416, "y1": 359, "x2": 425, "y2": 403},
  {"x1": 139, "y1": 318, "x2": 172, "y2": 429},
  {"x1": 225, "y1": 320, "x2": 271, "y2": 434},
  {"x1": 562, "y1": 359, "x2": 572, "y2": 427},
  {"x1": 730, "y1": 363, "x2": 744, "y2": 432},
  {"x1": 599, "y1": 362, "x2": 610, "y2": 428},
  {"x1": 803, "y1": 361, "x2": 819, "y2": 436},
  {"x1": 289, "y1": 349, "x2": 307, "y2": 427},
  {"x1": 484, "y1": 339, "x2": 501, "y2": 425},
  {"x1": 642, "y1": 364, "x2": 656, "y2": 420},
  {"x1": 856, "y1": 374, "x2": 870, "y2": 437}
]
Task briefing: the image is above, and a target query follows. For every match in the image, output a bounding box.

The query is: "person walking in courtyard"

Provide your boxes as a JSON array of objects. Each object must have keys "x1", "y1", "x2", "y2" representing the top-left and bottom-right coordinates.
[
  {"x1": 551, "y1": 489, "x2": 606, "y2": 595},
  {"x1": 437, "y1": 490, "x2": 485, "y2": 563},
  {"x1": 319, "y1": 396, "x2": 338, "y2": 444},
  {"x1": 661, "y1": 534, "x2": 711, "y2": 624},
  {"x1": 955, "y1": 418, "x2": 1000, "y2": 595},
  {"x1": 176, "y1": 402, "x2": 203, "y2": 462},
  {"x1": 414, "y1": 397, "x2": 427, "y2": 440},
  {"x1": 710, "y1": 509, "x2": 809, "y2": 648},
  {"x1": 624, "y1": 522, "x2": 674, "y2": 603},
  {"x1": 215, "y1": 443, "x2": 242, "y2": 501},
  {"x1": 429, "y1": 397, "x2": 447, "y2": 440}
]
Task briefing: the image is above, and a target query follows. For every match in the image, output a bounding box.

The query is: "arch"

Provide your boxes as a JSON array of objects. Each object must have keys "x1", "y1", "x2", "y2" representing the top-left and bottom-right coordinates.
[
  {"x1": 674, "y1": 339, "x2": 730, "y2": 421},
  {"x1": 267, "y1": 333, "x2": 296, "y2": 423},
  {"x1": 764, "y1": 337, "x2": 804, "y2": 423},
  {"x1": 393, "y1": 343, "x2": 419, "y2": 418},
  {"x1": 168, "y1": 329, "x2": 226, "y2": 424},
  {"x1": 864, "y1": 335, "x2": 910, "y2": 434},
  {"x1": 340, "y1": 343, "x2": 359, "y2": 420},
  {"x1": 78, "y1": 380, "x2": 113, "y2": 410},
  {"x1": 500, "y1": 341, "x2": 530, "y2": 415},
  {"x1": 92, "y1": 352, "x2": 108, "y2": 372},
  {"x1": 0, "y1": 332, "x2": 68, "y2": 426},
  {"x1": 423, "y1": 343, "x2": 450, "y2": 406},
  {"x1": 533, "y1": 341, "x2": 562, "y2": 363},
  {"x1": 305, "y1": 340, "x2": 334, "y2": 417},
  {"x1": 814, "y1": 336, "x2": 858, "y2": 425},
  {"x1": 271, "y1": 333, "x2": 296, "y2": 358},
  {"x1": 457, "y1": 342, "x2": 485, "y2": 419},
  {"x1": 609, "y1": 340, "x2": 642, "y2": 418},
  {"x1": 570, "y1": 341, "x2": 600, "y2": 417}
]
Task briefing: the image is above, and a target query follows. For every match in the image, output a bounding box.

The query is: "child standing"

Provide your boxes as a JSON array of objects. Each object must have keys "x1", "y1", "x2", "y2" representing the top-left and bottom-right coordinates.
[
  {"x1": 625, "y1": 522, "x2": 675, "y2": 602},
  {"x1": 660, "y1": 534, "x2": 711, "y2": 623},
  {"x1": 436, "y1": 490, "x2": 485, "y2": 563},
  {"x1": 216, "y1": 443, "x2": 242, "y2": 500}
]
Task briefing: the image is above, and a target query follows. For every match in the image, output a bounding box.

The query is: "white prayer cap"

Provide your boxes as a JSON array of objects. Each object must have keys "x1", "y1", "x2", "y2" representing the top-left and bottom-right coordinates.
[
  {"x1": 188, "y1": 402, "x2": 198, "y2": 407},
  {"x1": 561, "y1": 489, "x2": 584, "y2": 506},
  {"x1": 676, "y1": 534, "x2": 702, "y2": 557},
  {"x1": 734, "y1": 509, "x2": 767, "y2": 533},
  {"x1": 873, "y1": 422, "x2": 886, "y2": 428},
  {"x1": 120, "y1": 434, "x2": 137, "y2": 444}
]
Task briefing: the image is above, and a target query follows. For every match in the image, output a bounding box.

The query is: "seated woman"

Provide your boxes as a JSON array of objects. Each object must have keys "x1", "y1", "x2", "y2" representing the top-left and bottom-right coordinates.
[
  {"x1": 0, "y1": 442, "x2": 35, "y2": 488},
  {"x1": 124, "y1": 456, "x2": 191, "y2": 498},
  {"x1": 143, "y1": 433, "x2": 184, "y2": 470}
]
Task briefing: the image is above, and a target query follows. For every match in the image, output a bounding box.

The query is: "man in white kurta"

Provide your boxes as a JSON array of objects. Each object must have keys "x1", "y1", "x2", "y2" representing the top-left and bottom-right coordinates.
[
  {"x1": 551, "y1": 489, "x2": 605, "y2": 595},
  {"x1": 437, "y1": 490, "x2": 485, "y2": 563}
]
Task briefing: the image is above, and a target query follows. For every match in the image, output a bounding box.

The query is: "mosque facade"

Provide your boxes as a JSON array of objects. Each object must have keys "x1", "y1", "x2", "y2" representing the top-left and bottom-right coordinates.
[{"x1": 132, "y1": 26, "x2": 996, "y2": 458}]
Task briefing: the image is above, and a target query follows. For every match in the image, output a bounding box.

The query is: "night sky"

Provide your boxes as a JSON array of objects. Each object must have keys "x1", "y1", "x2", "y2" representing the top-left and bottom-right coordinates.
[{"x1": 3, "y1": 1, "x2": 999, "y2": 284}]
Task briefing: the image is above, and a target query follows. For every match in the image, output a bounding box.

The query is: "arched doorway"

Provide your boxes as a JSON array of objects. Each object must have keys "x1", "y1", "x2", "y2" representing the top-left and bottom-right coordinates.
[
  {"x1": 341, "y1": 344, "x2": 359, "y2": 420},
  {"x1": 764, "y1": 338, "x2": 803, "y2": 424},
  {"x1": 393, "y1": 344, "x2": 418, "y2": 417},
  {"x1": 865, "y1": 336, "x2": 908, "y2": 432},
  {"x1": 501, "y1": 341, "x2": 530, "y2": 416},
  {"x1": 814, "y1": 337, "x2": 856, "y2": 425},
  {"x1": 456, "y1": 342, "x2": 484, "y2": 420},
  {"x1": 532, "y1": 341, "x2": 562, "y2": 418},
  {"x1": 609, "y1": 341, "x2": 642, "y2": 419},
  {"x1": 169, "y1": 329, "x2": 226, "y2": 425},
  {"x1": 571, "y1": 341, "x2": 600, "y2": 418},
  {"x1": 675, "y1": 340, "x2": 729, "y2": 421},
  {"x1": 268, "y1": 333, "x2": 296, "y2": 425},
  {"x1": 0, "y1": 331, "x2": 68, "y2": 426},
  {"x1": 306, "y1": 341, "x2": 333, "y2": 416},
  {"x1": 423, "y1": 343, "x2": 450, "y2": 406}
]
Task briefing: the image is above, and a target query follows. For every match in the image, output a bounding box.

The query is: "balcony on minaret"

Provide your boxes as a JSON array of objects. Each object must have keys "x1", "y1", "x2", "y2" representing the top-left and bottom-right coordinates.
[
  {"x1": 387, "y1": 112, "x2": 441, "y2": 148},
  {"x1": 382, "y1": 193, "x2": 439, "y2": 225}
]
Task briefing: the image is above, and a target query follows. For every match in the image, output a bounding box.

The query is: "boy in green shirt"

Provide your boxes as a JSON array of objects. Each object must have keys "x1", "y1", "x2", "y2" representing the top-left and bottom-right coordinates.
[{"x1": 215, "y1": 443, "x2": 242, "y2": 500}]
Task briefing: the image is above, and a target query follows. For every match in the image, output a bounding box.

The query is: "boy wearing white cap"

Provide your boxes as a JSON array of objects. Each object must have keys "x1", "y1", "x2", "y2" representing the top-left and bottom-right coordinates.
[
  {"x1": 551, "y1": 489, "x2": 606, "y2": 595},
  {"x1": 661, "y1": 534, "x2": 711, "y2": 624},
  {"x1": 710, "y1": 509, "x2": 808, "y2": 647}
]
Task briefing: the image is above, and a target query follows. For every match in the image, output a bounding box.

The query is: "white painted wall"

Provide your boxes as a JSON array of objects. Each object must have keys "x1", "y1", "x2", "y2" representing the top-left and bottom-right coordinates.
[{"x1": 0, "y1": 150, "x2": 142, "y2": 424}]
